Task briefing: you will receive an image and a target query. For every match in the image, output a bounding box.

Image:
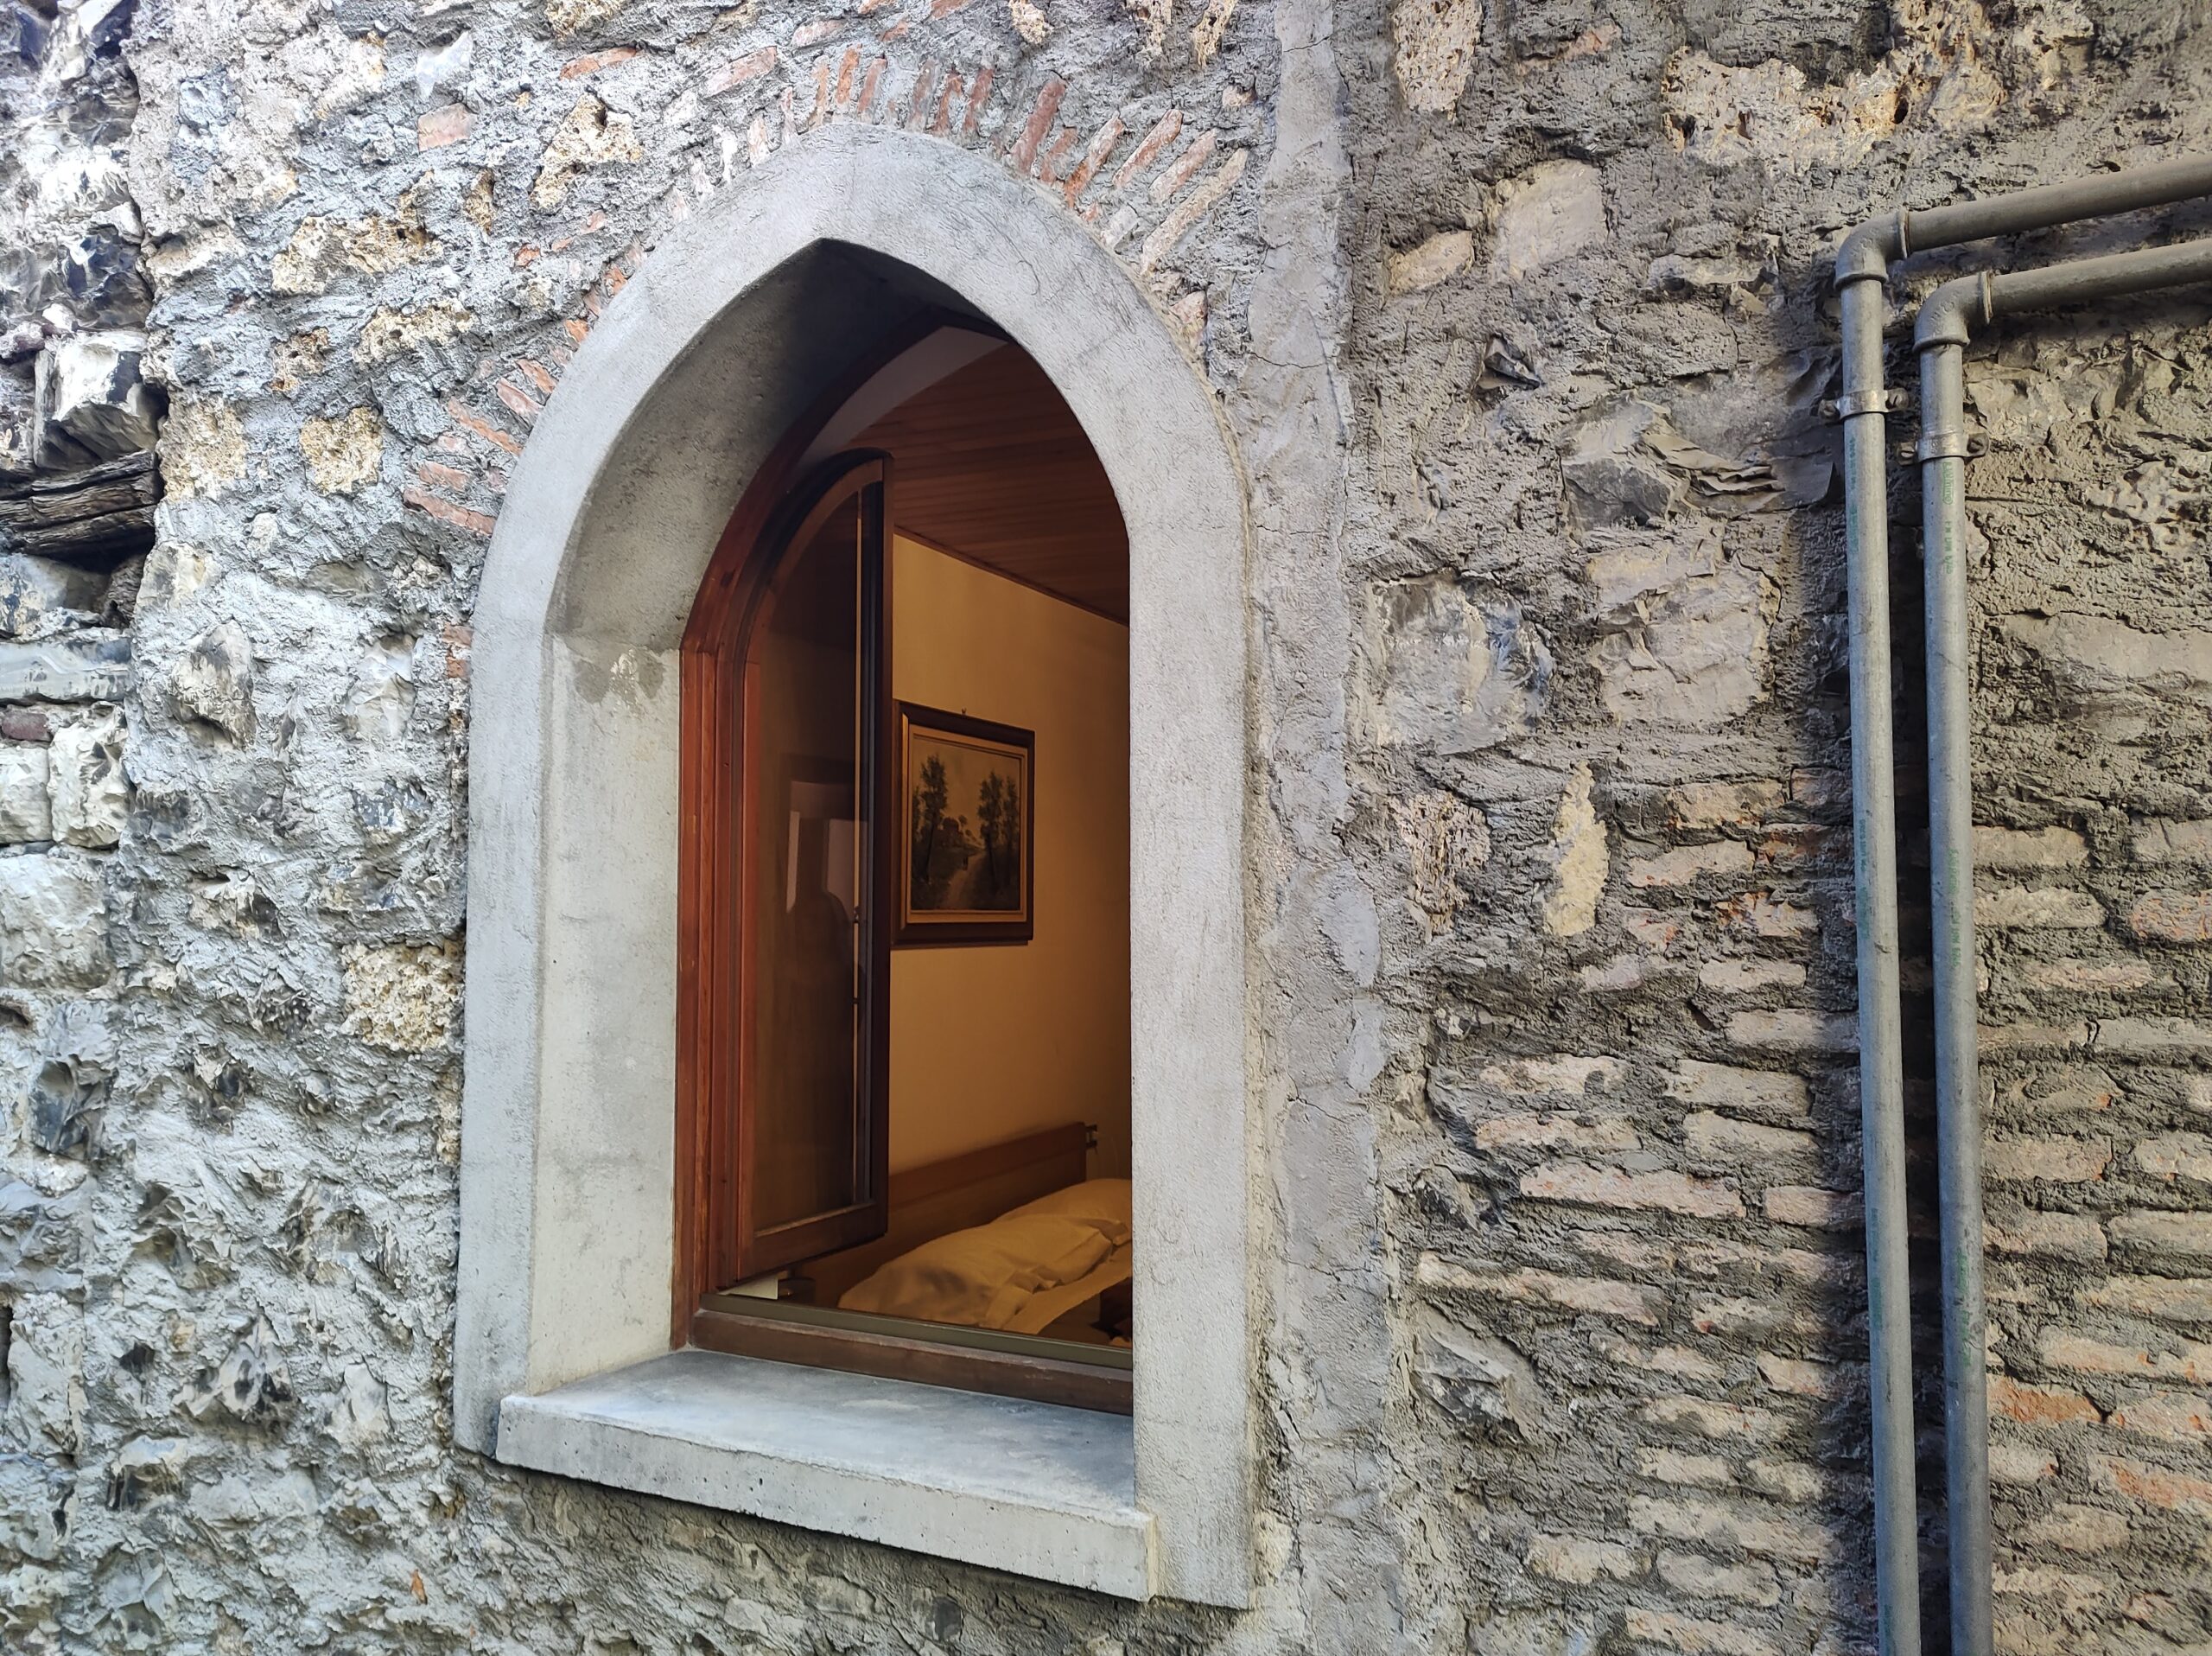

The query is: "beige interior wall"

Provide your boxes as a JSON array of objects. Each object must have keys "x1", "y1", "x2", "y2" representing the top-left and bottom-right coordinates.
[{"x1": 889, "y1": 534, "x2": 1132, "y2": 1178}]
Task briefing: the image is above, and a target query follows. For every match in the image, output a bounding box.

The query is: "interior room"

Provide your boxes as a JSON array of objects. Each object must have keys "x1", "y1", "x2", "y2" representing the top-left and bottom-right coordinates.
[{"x1": 701, "y1": 327, "x2": 1136, "y2": 1373}]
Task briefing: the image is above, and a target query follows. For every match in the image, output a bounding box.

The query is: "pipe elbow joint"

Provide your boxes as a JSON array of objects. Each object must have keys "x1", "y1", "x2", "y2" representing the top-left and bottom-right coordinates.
[
  {"x1": 1915, "y1": 273, "x2": 1988, "y2": 351},
  {"x1": 1835, "y1": 211, "x2": 1905, "y2": 286}
]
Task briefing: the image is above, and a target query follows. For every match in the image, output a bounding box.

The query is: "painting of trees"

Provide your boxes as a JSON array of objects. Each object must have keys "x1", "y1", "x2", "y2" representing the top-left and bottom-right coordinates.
[{"x1": 898, "y1": 705, "x2": 1033, "y2": 940}]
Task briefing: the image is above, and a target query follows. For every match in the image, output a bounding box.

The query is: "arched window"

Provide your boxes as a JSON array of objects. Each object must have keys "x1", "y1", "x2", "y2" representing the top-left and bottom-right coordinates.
[
  {"x1": 455, "y1": 126, "x2": 1249, "y2": 1604},
  {"x1": 680, "y1": 332, "x2": 1136, "y2": 1414}
]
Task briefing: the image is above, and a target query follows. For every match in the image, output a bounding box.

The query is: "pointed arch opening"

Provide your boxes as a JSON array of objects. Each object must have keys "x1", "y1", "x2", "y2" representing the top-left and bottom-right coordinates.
[{"x1": 454, "y1": 124, "x2": 1249, "y2": 1603}]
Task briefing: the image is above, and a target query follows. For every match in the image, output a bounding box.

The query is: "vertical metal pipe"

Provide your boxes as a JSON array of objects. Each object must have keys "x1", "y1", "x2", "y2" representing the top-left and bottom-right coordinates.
[
  {"x1": 1836, "y1": 269, "x2": 1924, "y2": 1656},
  {"x1": 1916, "y1": 320, "x2": 1993, "y2": 1656},
  {"x1": 1913, "y1": 235, "x2": 2212, "y2": 1656}
]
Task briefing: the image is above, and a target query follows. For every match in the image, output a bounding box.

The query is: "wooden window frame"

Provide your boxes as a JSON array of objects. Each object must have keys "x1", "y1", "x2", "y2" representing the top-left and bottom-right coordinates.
[{"x1": 676, "y1": 315, "x2": 1133, "y2": 1415}]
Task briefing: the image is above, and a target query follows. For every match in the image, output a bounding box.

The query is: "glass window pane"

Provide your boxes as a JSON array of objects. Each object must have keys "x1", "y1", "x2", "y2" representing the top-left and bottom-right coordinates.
[{"x1": 747, "y1": 494, "x2": 865, "y2": 1233}]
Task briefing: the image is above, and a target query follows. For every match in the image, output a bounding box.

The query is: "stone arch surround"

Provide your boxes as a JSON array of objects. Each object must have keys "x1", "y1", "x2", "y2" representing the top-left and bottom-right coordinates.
[{"x1": 453, "y1": 121, "x2": 1254, "y2": 1605}]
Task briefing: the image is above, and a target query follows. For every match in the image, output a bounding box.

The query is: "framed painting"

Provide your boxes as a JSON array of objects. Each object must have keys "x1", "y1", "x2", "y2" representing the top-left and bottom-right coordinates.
[{"x1": 896, "y1": 703, "x2": 1034, "y2": 946}]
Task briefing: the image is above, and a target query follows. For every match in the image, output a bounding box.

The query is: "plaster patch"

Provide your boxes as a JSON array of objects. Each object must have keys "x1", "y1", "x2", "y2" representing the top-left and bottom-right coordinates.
[
  {"x1": 300, "y1": 409, "x2": 385, "y2": 494},
  {"x1": 1491, "y1": 161, "x2": 1605, "y2": 279},
  {"x1": 534, "y1": 94, "x2": 644, "y2": 207},
  {"x1": 162, "y1": 398, "x2": 248, "y2": 500},
  {"x1": 1390, "y1": 0, "x2": 1481, "y2": 115},
  {"x1": 343, "y1": 940, "x2": 461, "y2": 1053},
  {"x1": 1541, "y1": 764, "x2": 1606, "y2": 938}
]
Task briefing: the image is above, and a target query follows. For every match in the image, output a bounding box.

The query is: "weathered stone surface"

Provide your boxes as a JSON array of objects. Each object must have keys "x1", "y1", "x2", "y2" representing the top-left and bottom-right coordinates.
[
  {"x1": 0, "y1": 850, "x2": 107, "y2": 988},
  {"x1": 0, "y1": 552, "x2": 110, "y2": 632},
  {"x1": 169, "y1": 621, "x2": 252, "y2": 739},
  {"x1": 1541, "y1": 762, "x2": 1605, "y2": 937},
  {"x1": 0, "y1": 634, "x2": 129, "y2": 703},
  {"x1": 32, "y1": 329, "x2": 159, "y2": 467},
  {"x1": 0, "y1": 741, "x2": 53, "y2": 842},
  {"x1": 298, "y1": 407, "x2": 384, "y2": 494},
  {"x1": 531, "y1": 94, "x2": 642, "y2": 207},
  {"x1": 1389, "y1": 0, "x2": 1481, "y2": 114},
  {"x1": 1358, "y1": 575, "x2": 1550, "y2": 753},
  {"x1": 1490, "y1": 160, "x2": 1605, "y2": 279},
  {"x1": 341, "y1": 940, "x2": 460, "y2": 1052},
  {"x1": 46, "y1": 705, "x2": 123, "y2": 846},
  {"x1": 1586, "y1": 524, "x2": 1776, "y2": 725}
]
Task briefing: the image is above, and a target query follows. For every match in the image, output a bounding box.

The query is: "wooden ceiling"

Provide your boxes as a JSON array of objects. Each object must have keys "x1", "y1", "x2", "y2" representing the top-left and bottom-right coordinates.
[{"x1": 850, "y1": 342, "x2": 1130, "y2": 624}]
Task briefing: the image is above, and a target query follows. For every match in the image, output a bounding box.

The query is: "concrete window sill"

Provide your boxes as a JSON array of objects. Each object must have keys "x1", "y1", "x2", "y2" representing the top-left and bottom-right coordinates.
[{"x1": 496, "y1": 1348, "x2": 1155, "y2": 1598}]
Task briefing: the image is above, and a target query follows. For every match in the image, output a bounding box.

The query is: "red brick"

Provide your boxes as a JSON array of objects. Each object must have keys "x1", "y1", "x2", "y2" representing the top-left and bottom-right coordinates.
[
  {"x1": 444, "y1": 399, "x2": 524, "y2": 457},
  {"x1": 791, "y1": 16, "x2": 843, "y2": 45},
  {"x1": 1007, "y1": 74, "x2": 1066, "y2": 175},
  {"x1": 1990, "y1": 1374, "x2": 2101, "y2": 1425},
  {"x1": 415, "y1": 460, "x2": 471, "y2": 493},
  {"x1": 514, "y1": 358, "x2": 557, "y2": 396},
  {"x1": 1150, "y1": 126, "x2": 1218, "y2": 203},
  {"x1": 1669, "y1": 779, "x2": 1785, "y2": 830},
  {"x1": 493, "y1": 380, "x2": 543, "y2": 423},
  {"x1": 962, "y1": 65, "x2": 993, "y2": 134},
  {"x1": 930, "y1": 72, "x2": 963, "y2": 135},
  {"x1": 856, "y1": 56, "x2": 886, "y2": 117},
  {"x1": 907, "y1": 61, "x2": 938, "y2": 127},
  {"x1": 1114, "y1": 109, "x2": 1183, "y2": 191},
  {"x1": 1629, "y1": 839, "x2": 1754, "y2": 887},
  {"x1": 417, "y1": 104, "x2": 473, "y2": 150},
  {"x1": 561, "y1": 47, "x2": 640, "y2": 78},
  {"x1": 702, "y1": 47, "x2": 775, "y2": 98},
  {"x1": 1037, "y1": 125, "x2": 1076, "y2": 186},
  {"x1": 1062, "y1": 117, "x2": 1125, "y2": 205},
  {"x1": 404, "y1": 487, "x2": 496, "y2": 538}
]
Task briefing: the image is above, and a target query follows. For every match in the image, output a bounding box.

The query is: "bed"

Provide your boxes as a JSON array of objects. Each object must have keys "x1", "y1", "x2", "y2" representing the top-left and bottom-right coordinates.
[{"x1": 801, "y1": 1122, "x2": 1131, "y2": 1342}]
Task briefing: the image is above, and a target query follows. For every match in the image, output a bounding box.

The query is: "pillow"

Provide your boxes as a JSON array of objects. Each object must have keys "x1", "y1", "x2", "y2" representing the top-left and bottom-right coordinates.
[
  {"x1": 839, "y1": 1213, "x2": 1115, "y2": 1329},
  {"x1": 1000, "y1": 1178, "x2": 1133, "y2": 1246}
]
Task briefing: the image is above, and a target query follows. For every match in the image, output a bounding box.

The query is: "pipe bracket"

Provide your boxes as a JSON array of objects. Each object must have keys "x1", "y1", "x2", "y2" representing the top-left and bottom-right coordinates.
[
  {"x1": 1917, "y1": 428, "x2": 1976, "y2": 462},
  {"x1": 1824, "y1": 387, "x2": 1910, "y2": 421}
]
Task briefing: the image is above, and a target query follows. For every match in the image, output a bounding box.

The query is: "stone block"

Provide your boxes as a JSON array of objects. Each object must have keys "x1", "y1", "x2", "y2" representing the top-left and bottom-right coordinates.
[
  {"x1": 2077, "y1": 1275, "x2": 2212, "y2": 1326},
  {"x1": 2109, "y1": 1209, "x2": 2212, "y2": 1264},
  {"x1": 1666, "y1": 1060, "x2": 1808, "y2": 1119},
  {"x1": 1976, "y1": 825, "x2": 2089, "y2": 869},
  {"x1": 0, "y1": 634, "x2": 130, "y2": 703},
  {"x1": 1984, "y1": 1135, "x2": 2109, "y2": 1184},
  {"x1": 2135, "y1": 1132, "x2": 2212, "y2": 1182},
  {"x1": 1978, "y1": 885, "x2": 2104, "y2": 929},
  {"x1": 1627, "y1": 839, "x2": 1753, "y2": 887},
  {"x1": 32, "y1": 330, "x2": 159, "y2": 467},
  {"x1": 1518, "y1": 1161, "x2": 1745, "y2": 1219},
  {"x1": 0, "y1": 742, "x2": 50, "y2": 842},
  {"x1": 170, "y1": 621, "x2": 253, "y2": 739},
  {"x1": 2132, "y1": 890, "x2": 2212, "y2": 942},
  {"x1": 1359, "y1": 575, "x2": 1551, "y2": 755},
  {"x1": 2, "y1": 1292, "x2": 84, "y2": 1455},
  {"x1": 47, "y1": 706, "x2": 123, "y2": 847},
  {"x1": 0, "y1": 850, "x2": 107, "y2": 988},
  {"x1": 1490, "y1": 159, "x2": 1605, "y2": 278},
  {"x1": 0, "y1": 554, "x2": 107, "y2": 634}
]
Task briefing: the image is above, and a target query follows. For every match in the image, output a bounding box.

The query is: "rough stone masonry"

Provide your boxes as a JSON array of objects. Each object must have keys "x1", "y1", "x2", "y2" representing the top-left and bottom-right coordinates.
[{"x1": 3, "y1": 0, "x2": 2212, "y2": 1650}]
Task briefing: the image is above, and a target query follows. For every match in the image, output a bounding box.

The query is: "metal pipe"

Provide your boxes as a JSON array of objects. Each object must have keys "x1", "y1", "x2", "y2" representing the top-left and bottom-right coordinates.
[
  {"x1": 1915, "y1": 231, "x2": 2212, "y2": 1656},
  {"x1": 1836, "y1": 155, "x2": 2212, "y2": 1656},
  {"x1": 1835, "y1": 269, "x2": 1923, "y2": 1656}
]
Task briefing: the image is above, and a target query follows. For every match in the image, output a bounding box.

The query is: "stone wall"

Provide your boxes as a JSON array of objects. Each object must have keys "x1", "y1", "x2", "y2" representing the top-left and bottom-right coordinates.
[{"x1": 2, "y1": 0, "x2": 2211, "y2": 1650}]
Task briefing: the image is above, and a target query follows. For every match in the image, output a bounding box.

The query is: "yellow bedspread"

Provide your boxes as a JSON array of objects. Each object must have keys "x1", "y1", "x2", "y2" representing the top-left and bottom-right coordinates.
[{"x1": 838, "y1": 1178, "x2": 1133, "y2": 1334}]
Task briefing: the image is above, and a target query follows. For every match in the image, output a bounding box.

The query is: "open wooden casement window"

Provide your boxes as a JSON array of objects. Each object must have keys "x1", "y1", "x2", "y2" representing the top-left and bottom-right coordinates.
[
  {"x1": 678, "y1": 406, "x2": 1132, "y2": 1416},
  {"x1": 685, "y1": 453, "x2": 896, "y2": 1288}
]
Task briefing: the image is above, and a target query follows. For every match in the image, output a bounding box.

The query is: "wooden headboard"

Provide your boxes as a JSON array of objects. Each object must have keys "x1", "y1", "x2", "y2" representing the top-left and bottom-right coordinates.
[{"x1": 800, "y1": 1120, "x2": 1091, "y2": 1307}]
